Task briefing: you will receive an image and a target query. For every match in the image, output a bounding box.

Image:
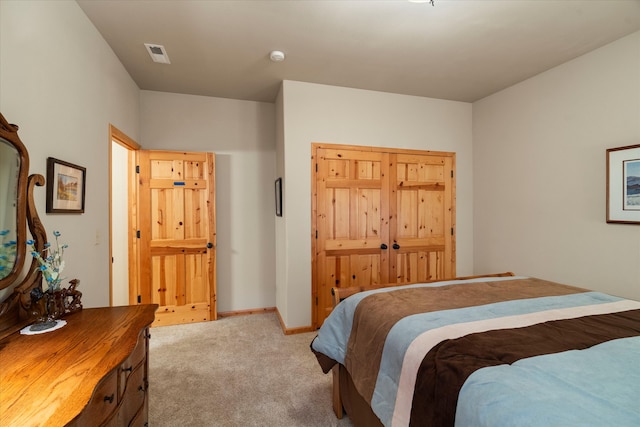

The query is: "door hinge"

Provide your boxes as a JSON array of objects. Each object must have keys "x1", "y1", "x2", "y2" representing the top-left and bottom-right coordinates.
[
  {"x1": 451, "y1": 227, "x2": 454, "y2": 236},
  {"x1": 315, "y1": 163, "x2": 318, "y2": 172},
  {"x1": 136, "y1": 230, "x2": 141, "y2": 238},
  {"x1": 315, "y1": 296, "x2": 318, "y2": 305},
  {"x1": 137, "y1": 295, "x2": 141, "y2": 304},
  {"x1": 451, "y1": 170, "x2": 454, "y2": 178},
  {"x1": 136, "y1": 165, "x2": 140, "y2": 173}
]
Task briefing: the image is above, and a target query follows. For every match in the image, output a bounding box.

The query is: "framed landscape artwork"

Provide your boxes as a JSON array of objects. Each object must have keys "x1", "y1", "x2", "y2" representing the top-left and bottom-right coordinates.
[
  {"x1": 46, "y1": 157, "x2": 86, "y2": 214},
  {"x1": 606, "y1": 144, "x2": 640, "y2": 224}
]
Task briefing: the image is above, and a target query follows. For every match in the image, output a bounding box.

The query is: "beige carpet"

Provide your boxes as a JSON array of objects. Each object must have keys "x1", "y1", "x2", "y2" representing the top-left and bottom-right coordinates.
[{"x1": 148, "y1": 312, "x2": 354, "y2": 427}]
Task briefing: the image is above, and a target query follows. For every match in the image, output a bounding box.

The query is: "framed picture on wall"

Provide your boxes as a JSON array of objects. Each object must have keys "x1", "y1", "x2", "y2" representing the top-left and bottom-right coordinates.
[
  {"x1": 46, "y1": 157, "x2": 86, "y2": 214},
  {"x1": 275, "y1": 177, "x2": 282, "y2": 217},
  {"x1": 606, "y1": 144, "x2": 640, "y2": 224}
]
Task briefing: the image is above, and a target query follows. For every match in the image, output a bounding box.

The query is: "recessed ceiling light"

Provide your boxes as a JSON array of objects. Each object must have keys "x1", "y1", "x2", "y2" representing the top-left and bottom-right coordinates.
[{"x1": 144, "y1": 43, "x2": 171, "y2": 64}]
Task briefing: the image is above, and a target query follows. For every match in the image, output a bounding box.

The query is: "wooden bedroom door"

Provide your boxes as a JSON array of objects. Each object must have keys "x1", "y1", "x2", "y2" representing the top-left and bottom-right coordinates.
[
  {"x1": 312, "y1": 144, "x2": 455, "y2": 327},
  {"x1": 137, "y1": 150, "x2": 217, "y2": 327}
]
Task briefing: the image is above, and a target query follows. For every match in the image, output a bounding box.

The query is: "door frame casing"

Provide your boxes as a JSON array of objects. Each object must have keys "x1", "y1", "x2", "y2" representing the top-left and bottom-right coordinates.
[{"x1": 108, "y1": 125, "x2": 140, "y2": 307}]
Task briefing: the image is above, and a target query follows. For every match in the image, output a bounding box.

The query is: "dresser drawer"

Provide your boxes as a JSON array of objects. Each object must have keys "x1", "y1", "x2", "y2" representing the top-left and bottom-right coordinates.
[
  {"x1": 129, "y1": 329, "x2": 147, "y2": 368},
  {"x1": 117, "y1": 363, "x2": 147, "y2": 426},
  {"x1": 119, "y1": 329, "x2": 147, "y2": 396},
  {"x1": 73, "y1": 369, "x2": 118, "y2": 426},
  {"x1": 127, "y1": 403, "x2": 149, "y2": 427}
]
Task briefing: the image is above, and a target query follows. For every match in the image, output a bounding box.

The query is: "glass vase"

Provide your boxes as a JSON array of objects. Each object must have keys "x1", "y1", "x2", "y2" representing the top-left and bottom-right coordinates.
[{"x1": 29, "y1": 286, "x2": 63, "y2": 331}]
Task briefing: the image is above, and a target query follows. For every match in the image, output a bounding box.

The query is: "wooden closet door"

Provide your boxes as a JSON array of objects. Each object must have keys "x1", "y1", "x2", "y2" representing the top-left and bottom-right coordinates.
[
  {"x1": 390, "y1": 153, "x2": 455, "y2": 283},
  {"x1": 314, "y1": 147, "x2": 390, "y2": 326},
  {"x1": 312, "y1": 144, "x2": 456, "y2": 327},
  {"x1": 137, "y1": 150, "x2": 216, "y2": 327}
]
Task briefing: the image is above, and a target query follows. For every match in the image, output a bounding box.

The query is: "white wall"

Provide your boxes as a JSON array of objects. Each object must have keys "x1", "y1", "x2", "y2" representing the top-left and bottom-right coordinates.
[
  {"x1": 473, "y1": 31, "x2": 640, "y2": 300},
  {"x1": 0, "y1": 1, "x2": 140, "y2": 307},
  {"x1": 139, "y1": 91, "x2": 276, "y2": 313},
  {"x1": 279, "y1": 81, "x2": 473, "y2": 328}
]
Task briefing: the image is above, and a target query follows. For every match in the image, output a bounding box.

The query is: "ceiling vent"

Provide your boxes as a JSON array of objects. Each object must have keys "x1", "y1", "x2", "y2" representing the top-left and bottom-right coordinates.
[{"x1": 144, "y1": 43, "x2": 171, "y2": 64}]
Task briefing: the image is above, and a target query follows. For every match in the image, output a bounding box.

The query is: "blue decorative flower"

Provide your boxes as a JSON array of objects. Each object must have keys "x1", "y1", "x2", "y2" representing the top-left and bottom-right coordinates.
[{"x1": 27, "y1": 231, "x2": 67, "y2": 292}]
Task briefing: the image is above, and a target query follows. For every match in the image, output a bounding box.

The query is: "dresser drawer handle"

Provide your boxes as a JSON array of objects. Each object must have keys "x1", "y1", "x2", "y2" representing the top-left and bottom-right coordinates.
[
  {"x1": 104, "y1": 393, "x2": 115, "y2": 404},
  {"x1": 123, "y1": 366, "x2": 133, "y2": 373}
]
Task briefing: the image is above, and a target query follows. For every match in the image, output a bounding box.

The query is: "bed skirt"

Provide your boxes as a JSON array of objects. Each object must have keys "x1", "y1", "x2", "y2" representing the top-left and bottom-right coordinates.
[{"x1": 338, "y1": 364, "x2": 384, "y2": 427}]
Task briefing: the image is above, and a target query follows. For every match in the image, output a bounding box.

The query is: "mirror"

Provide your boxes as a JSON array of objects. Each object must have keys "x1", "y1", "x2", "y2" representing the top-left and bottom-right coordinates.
[
  {"x1": 0, "y1": 137, "x2": 20, "y2": 280},
  {"x1": 0, "y1": 112, "x2": 47, "y2": 338},
  {"x1": 0, "y1": 115, "x2": 29, "y2": 290}
]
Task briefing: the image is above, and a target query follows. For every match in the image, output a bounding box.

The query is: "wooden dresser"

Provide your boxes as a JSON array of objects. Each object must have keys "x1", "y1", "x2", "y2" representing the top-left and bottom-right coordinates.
[{"x1": 0, "y1": 305, "x2": 157, "y2": 427}]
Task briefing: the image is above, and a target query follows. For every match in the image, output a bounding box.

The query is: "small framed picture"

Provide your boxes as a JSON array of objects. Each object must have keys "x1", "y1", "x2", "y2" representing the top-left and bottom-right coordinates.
[
  {"x1": 275, "y1": 177, "x2": 282, "y2": 217},
  {"x1": 606, "y1": 144, "x2": 640, "y2": 224},
  {"x1": 46, "y1": 157, "x2": 86, "y2": 214}
]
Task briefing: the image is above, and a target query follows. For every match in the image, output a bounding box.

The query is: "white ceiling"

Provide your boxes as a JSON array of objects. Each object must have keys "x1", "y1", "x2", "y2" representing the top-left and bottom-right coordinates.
[{"x1": 76, "y1": 0, "x2": 640, "y2": 103}]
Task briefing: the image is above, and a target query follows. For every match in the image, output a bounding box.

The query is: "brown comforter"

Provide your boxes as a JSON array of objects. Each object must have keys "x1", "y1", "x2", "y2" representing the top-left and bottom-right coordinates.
[{"x1": 312, "y1": 277, "x2": 640, "y2": 427}]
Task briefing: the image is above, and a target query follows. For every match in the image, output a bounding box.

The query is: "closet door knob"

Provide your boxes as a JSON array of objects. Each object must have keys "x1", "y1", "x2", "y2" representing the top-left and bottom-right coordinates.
[
  {"x1": 380, "y1": 243, "x2": 388, "y2": 250},
  {"x1": 392, "y1": 243, "x2": 400, "y2": 250}
]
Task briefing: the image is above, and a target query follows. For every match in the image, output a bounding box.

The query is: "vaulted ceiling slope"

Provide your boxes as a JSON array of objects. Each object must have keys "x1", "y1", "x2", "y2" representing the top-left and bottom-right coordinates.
[{"x1": 77, "y1": 0, "x2": 640, "y2": 103}]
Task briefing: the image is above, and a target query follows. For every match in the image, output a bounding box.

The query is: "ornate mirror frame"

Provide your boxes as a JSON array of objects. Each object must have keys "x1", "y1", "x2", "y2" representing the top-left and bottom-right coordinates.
[{"x1": 0, "y1": 112, "x2": 48, "y2": 338}]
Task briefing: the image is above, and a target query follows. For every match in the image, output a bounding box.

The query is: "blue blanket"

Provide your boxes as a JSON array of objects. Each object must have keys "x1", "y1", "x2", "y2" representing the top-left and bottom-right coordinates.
[{"x1": 456, "y1": 337, "x2": 640, "y2": 427}]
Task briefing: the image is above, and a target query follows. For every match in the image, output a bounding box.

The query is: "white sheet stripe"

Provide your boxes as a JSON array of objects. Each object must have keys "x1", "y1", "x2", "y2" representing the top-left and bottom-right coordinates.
[{"x1": 390, "y1": 299, "x2": 640, "y2": 427}]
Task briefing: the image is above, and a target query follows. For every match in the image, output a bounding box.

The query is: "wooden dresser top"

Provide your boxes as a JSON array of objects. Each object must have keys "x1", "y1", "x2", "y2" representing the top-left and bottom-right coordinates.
[{"x1": 0, "y1": 305, "x2": 157, "y2": 427}]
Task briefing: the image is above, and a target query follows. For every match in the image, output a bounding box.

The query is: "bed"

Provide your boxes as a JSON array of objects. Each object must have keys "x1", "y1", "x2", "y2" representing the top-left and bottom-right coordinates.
[{"x1": 310, "y1": 273, "x2": 640, "y2": 427}]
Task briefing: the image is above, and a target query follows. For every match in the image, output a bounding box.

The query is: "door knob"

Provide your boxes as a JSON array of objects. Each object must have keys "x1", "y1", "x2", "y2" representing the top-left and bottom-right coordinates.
[
  {"x1": 207, "y1": 242, "x2": 213, "y2": 249},
  {"x1": 380, "y1": 243, "x2": 388, "y2": 250},
  {"x1": 393, "y1": 243, "x2": 400, "y2": 250}
]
